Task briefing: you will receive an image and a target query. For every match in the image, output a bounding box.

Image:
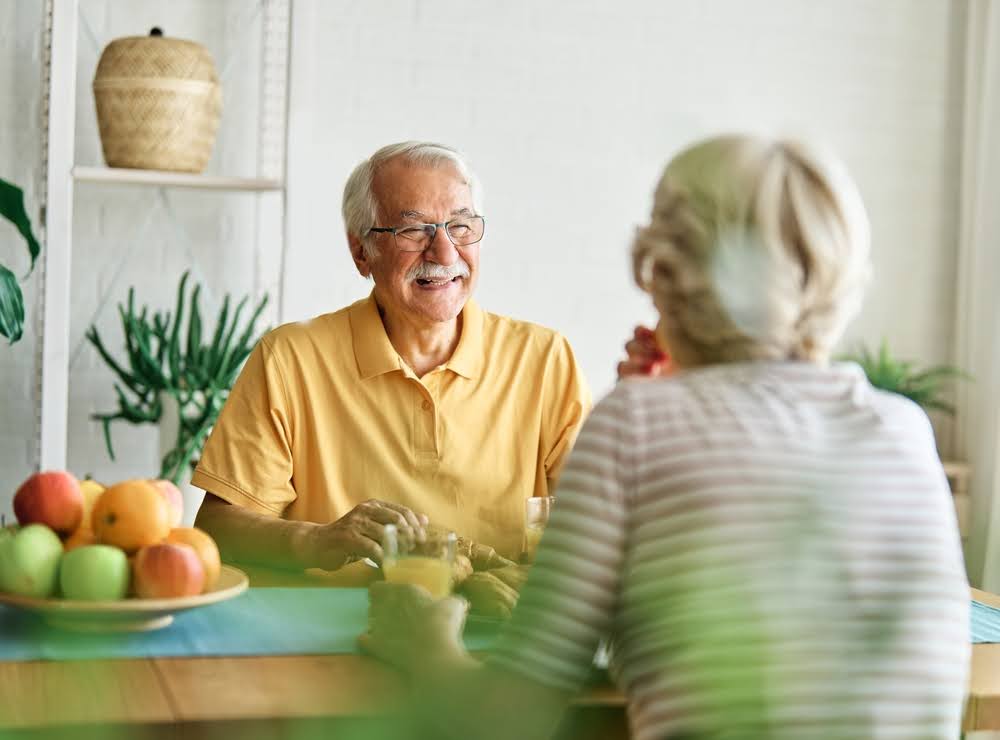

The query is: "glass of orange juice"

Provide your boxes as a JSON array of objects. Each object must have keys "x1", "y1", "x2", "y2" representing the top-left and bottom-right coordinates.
[
  {"x1": 381, "y1": 524, "x2": 456, "y2": 599},
  {"x1": 522, "y1": 496, "x2": 553, "y2": 563}
]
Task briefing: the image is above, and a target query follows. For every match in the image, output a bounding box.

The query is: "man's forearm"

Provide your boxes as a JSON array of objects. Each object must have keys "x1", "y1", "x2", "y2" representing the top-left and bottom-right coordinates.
[{"x1": 194, "y1": 494, "x2": 319, "y2": 570}]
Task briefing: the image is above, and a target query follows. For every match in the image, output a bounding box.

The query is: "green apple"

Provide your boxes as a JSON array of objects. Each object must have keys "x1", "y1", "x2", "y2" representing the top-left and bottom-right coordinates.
[
  {"x1": 0, "y1": 523, "x2": 63, "y2": 598},
  {"x1": 0, "y1": 516, "x2": 17, "y2": 542},
  {"x1": 59, "y1": 545, "x2": 129, "y2": 601}
]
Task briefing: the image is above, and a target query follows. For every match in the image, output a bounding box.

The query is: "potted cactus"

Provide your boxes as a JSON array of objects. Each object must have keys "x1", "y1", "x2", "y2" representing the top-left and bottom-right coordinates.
[{"x1": 86, "y1": 271, "x2": 269, "y2": 486}]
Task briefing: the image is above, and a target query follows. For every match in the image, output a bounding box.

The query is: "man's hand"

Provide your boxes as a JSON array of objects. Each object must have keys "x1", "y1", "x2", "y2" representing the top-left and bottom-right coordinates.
[
  {"x1": 458, "y1": 572, "x2": 519, "y2": 620},
  {"x1": 453, "y1": 536, "x2": 517, "y2": 571},
  {"x1": 617, "y1": 325, "x2": 671, "y2": 380},
  {"x1": 302, "y1": 499, "x2": 429, "y2": 571},
  {"x1": 451, "y1": 554, "x2": 474, "y2": 587},
  {"x1": 359, "y1": 582, "x2": 471, "y2": 673},
  {"x1": 489, "y1": 564, "x2": 530, "y2": 592}
]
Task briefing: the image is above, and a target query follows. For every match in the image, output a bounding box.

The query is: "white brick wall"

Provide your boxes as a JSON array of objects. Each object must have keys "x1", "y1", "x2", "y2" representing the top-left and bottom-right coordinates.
[
  {"x1": 0, "y1": 0, "x2": 46, "y2": 521},
  {"x1": 285, "y1": 0, "x2": 965, "y2": 396},
  {"x1": 1, "y1": 0, "x2": 264, "y2": 519},
  {"x1": 65, "y1": 1, "x2": 266, "y2": 510},
  {"x1": 0, "y1": 0, "x2": 968, "y2": 518}
]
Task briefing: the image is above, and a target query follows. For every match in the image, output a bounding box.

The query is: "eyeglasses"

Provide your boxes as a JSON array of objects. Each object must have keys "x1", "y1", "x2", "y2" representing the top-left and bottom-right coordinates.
[{"x1": 368, "y1": 215, "x2": 486, "y2": 253}]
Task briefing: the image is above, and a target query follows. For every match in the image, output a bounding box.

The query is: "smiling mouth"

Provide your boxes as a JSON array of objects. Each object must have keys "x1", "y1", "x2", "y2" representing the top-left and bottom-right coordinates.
[{"x1": 415, "y1": 276, "x2": 463, "y2": 287}]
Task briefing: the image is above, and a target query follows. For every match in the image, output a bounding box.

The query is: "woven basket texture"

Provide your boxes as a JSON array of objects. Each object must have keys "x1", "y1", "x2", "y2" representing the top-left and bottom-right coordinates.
[{"x1": 93, "y1": 34, "x2": 221, "y2": 173}]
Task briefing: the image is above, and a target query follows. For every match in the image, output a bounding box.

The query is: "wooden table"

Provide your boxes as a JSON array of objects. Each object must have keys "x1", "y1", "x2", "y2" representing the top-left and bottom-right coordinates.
[
  {"x1": 967, "y1": 587, "x2": 1000, "y2": 731},
  {"x1": 0, "y1": 569, "x2": 993, "y2": 738},
  {"x1": 0, "y1": 563, "x2": 627, "y2": 739}
]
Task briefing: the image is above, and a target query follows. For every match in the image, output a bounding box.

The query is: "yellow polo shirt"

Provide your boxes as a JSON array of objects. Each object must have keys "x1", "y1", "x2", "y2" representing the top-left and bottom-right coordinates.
[{"x1": 191, "y1": 293, "x2": 591, "y2": 559}]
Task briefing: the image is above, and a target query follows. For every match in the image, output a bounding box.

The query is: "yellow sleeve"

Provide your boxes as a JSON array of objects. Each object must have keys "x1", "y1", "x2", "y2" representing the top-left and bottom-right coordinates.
[
  {"x1": 541, "y1": 334, "x2": 592, "y2": 488},
  {"x1": 191, "y1": 336, "x2": 296, "y2": 516}
]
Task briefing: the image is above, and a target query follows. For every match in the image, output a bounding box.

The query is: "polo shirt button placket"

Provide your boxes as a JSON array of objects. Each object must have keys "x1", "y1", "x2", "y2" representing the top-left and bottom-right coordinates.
[{"x1": 415, "y1": 394, "x2": 438, "y2": 462}]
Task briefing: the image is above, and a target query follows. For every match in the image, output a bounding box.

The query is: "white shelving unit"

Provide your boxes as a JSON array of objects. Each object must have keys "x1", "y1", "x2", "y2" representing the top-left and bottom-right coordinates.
[
  {"x1": 72, "y1": 166, "x2": 283, "y2": 192},
  {"x1": 36, "y1": 0, "x2": 292, "y2": 471}
]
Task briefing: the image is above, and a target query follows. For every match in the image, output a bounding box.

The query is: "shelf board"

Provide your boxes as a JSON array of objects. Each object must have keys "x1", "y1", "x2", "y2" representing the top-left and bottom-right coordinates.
[{"x1": 72, "y1": 166, "x2": 283, "y2": 192}]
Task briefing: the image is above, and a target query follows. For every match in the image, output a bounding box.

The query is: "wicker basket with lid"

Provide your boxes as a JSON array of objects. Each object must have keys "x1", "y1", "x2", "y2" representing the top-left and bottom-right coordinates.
[{"x1": 93, "y1": 28, "x2": 221, "y2": 173}]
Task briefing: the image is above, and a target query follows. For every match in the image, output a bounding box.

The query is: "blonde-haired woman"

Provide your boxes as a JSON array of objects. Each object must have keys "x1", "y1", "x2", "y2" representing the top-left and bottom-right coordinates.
[{"x1": 363, "y1": 135, "x2": 969, "y2": 740}]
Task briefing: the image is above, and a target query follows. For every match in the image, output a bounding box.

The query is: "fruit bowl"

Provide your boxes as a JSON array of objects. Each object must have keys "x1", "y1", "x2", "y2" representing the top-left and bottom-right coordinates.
[{"x1": 0, "y1": 564, "x2": 248, "y2": 632}]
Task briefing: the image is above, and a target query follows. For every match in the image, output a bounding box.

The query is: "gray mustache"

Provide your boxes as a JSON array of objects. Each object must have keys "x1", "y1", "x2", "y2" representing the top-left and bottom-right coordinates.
[{"x1": 407, "y1": 260, "x2": 471, "y2": 281}]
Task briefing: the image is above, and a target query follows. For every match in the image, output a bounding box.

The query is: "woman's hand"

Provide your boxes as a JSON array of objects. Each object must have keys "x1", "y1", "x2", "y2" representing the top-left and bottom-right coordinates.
[
  {"x1": 360, "y1": 582, "x2": 471, "y2": 673},
  {"x1": 617, "y1": 325, "x2": 671, "y2": 380},
  {"x1": 489, "y1": 564, "x2": 530, "y2": 591},
  {"x1": 459, "y1": 572, "x2": 519, "y2": 619}
]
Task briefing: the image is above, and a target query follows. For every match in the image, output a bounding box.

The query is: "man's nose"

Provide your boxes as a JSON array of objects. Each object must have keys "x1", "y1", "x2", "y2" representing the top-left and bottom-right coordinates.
[{"x1": 424, "y1": 226, "x2": 459, "y2": 265}]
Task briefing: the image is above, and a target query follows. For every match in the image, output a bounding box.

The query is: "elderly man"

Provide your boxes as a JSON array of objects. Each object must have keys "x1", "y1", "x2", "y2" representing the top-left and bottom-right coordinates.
[{"x1": 192, "y1": 141, "x2": 590, "y2": 579}]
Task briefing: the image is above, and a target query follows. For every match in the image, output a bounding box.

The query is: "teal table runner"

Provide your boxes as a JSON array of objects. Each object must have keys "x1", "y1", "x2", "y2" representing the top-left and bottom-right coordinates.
[
  {"x1": 0, "y1": 588, "x2": 502, "y2": 662},
  {"x1": 972, "y1": 599, "x2": 1000, "y2": 643},
  {"x1": 1, "y1": 590, "x2": 995, "y2": 661}
]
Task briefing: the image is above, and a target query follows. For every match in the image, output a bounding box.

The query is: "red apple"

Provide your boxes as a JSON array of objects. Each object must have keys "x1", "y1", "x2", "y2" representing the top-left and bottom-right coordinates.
[
  {"x1": 132, "y1": 543, "x2": 204, "y2": 598},
  {"x1": 13, "y1": 471, "x2": 84, "y2": 535},
  {"x1": 150, "y1": 480, "x2": 184, "y2": 528},
  {"x1": 166, "y1": 527, "x2": 221, "y2": 592}
]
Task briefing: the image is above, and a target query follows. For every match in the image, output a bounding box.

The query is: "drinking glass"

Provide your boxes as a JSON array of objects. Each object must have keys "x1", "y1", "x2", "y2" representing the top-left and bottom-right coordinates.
[
  {"x1": 523, "y1": 496, "x2": 553, "y2": 563},
  {"x1": 381, "y1": 524, "x2": 456, "y2": 598}
]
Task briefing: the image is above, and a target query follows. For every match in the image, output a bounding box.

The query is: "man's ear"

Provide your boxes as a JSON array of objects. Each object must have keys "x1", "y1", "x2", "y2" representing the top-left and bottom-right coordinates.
[{"x1": 348, "y1": 233, "x2": 373, "y2": 278}]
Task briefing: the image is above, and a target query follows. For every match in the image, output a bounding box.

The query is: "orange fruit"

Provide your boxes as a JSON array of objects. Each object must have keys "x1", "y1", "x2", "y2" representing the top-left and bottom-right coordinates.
[
  {"x1": 166, "y1": 527, "x2": 221, "y2": 592},
  {"x1": 92, "y1": 479, "x2": 171, "y2": 554},
  {"x1": 63, "y1": 527, "x2": 97, "y2": 552}
]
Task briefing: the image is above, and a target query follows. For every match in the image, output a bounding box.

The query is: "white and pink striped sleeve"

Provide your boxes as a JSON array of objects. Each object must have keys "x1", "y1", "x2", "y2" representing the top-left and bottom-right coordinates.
[{"x1": 488, "y1": 390, "x2": 633, "y2": 691}]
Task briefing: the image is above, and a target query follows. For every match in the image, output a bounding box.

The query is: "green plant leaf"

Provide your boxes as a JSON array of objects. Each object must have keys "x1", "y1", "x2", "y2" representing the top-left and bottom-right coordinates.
[
  {"x1": 187, "y1": 284, "x2": 202, "y2": 361},
  {"x1": 910, "y1": 366, "x2": 973, "y2": 385},
  {"x1": 232, "y1": 295, "x2": 269, "y2": 357},
  {"x1": 0, "y1": 178, "x2": 40, "y2": 273},
  {"x1": 85, "y1": 325, "x2": 144, "y2": 397},
  {"x1": 169, "y1": 272, "x2": 189, "y2": 383},
  {"x1": 922, "y1": 399, "x2": 957, "y2": 416},
  {"x1": 131, "y1": 322, "x2": 167, "y2": 389},
  {"x1": 0, "y1": 178, "x2": 41, "y2": 348},
  {"x1": 210, "y1": 296, "x2": 246, "y2": 381},
  {"x1": 0, "y1": 264, "x2": 25, "y2": 343},
  {"x1": 91, "y1": 271, "x2": 270, "y2": 474},
  {"x1": 205, "y1": 294, "x2": 233, "y2": 379},
  {"x1": 97, "y1": 416, "x2": 117, "y2": 461},
  {"x1": 841, "y1": 340, "x2": 971, "y2": 416}
]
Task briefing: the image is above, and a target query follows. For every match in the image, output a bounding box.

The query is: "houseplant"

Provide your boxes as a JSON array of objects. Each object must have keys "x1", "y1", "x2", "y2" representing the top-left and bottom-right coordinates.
[
  {"x1": 0, "y1": 177, "x2": 41, "y2": 344},
  {"x1": 86, "y1": 271, "x2": 269, "y2": 484},
  {"x1": 841, "y1": 339, "x2": 970, "y2": 415}
]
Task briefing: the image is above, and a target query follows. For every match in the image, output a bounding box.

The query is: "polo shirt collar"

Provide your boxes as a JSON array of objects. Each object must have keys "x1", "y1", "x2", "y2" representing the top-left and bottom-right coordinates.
[
  {"x1": 446, "y1": 298, "x2": 484, "y2": 380},
  {"x1": 350, "y1": 292, "x2": 485, "y2": 380},
  {"x1": 351, "y1": 293, "x2": 402, "y2": 379}
]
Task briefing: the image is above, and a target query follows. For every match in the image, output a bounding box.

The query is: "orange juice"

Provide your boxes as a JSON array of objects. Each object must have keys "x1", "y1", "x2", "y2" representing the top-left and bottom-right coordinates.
[
  {"x1": 523, "y1": 524, "x2": 545, "y2": 563},
  {"x1": 382, "y1": 556, "x2": 453, "y2": 598}
]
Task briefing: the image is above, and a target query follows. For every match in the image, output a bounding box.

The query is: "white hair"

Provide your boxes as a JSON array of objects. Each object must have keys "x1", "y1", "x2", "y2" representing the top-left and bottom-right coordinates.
[
  {"x1": 632, "y1": 134, "x2": 871, "y2": 364},
  {"x1": 342, "y1": 141, "x2": 483, "y2": 258}
]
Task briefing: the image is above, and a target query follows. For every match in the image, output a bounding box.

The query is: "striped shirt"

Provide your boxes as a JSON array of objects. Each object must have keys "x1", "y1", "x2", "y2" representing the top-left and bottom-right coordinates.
[{"x1": 492, "y1": 361, "x2": 969, "y2": 740}]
